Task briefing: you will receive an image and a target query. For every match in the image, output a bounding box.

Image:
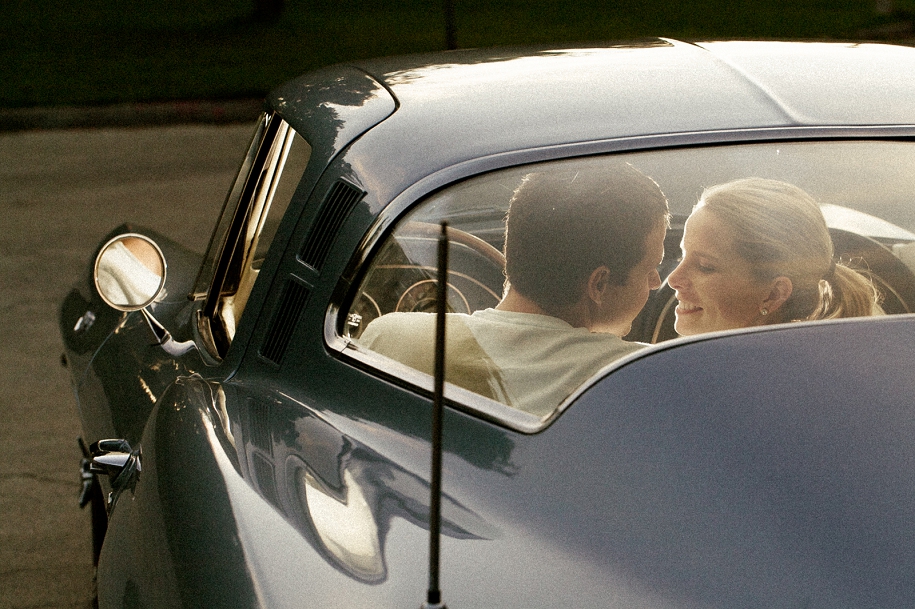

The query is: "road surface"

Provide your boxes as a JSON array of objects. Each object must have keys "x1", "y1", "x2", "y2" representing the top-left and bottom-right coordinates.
[{"x1": 0, "y1": 123, "x2": 254, "y2": 608}]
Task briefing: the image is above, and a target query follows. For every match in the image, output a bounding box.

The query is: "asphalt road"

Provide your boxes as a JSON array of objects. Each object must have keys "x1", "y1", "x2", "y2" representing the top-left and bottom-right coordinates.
[{"x1": 0, "y1": 123, "x2": 254, "y2": 608}]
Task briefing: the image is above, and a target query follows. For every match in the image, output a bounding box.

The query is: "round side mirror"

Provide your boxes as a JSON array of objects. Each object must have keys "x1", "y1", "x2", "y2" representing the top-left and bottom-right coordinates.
[{"x1": 94, "y1": 233, "x2": 167, "y2": 311}]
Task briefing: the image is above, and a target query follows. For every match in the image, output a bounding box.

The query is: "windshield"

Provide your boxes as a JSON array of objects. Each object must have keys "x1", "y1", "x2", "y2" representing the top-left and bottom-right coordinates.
[{"x1": 194, "y1": 113, "x2": 312, "y2": 357}]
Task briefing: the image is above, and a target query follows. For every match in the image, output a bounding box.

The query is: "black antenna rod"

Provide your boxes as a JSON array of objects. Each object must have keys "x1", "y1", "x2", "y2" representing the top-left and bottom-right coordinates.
[{"x1": 424, "y1": 221, "x2": 449, "y2": 609}]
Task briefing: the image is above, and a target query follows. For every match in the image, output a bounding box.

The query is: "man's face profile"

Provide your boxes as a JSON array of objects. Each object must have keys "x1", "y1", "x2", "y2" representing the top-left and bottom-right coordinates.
[{"x1": 594, "y1": 220, "x2": 667, "y2": 335}]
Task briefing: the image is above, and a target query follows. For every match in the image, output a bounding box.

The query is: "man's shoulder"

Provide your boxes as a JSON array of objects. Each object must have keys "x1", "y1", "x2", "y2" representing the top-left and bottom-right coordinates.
[
  {"x1": 366, "y1": 311, "x2": 437, "y2": 330},
  {"x1": 468, "y1": 308, "x2": 574, "y2": 330},
  {"x1": 359, "y1": 312, "x2": 436, "y2": 345},
  {"x1": 359, "y1": 311, "x2": 485, "y2": 347}
]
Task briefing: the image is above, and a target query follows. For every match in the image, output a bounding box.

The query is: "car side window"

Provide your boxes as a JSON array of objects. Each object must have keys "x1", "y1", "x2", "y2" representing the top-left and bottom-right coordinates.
[
  {"x1": 198, "y1": 114, "x2": 311, "y2": 357},
  {"x1": 341, "y1": 141, "x2": 915, "y2": 429}
]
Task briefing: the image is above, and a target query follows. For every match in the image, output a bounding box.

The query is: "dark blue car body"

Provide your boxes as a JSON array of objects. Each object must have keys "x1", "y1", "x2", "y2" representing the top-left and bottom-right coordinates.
[{"x1": 61, "y1": 40, "x2": 915, "y2": 607}]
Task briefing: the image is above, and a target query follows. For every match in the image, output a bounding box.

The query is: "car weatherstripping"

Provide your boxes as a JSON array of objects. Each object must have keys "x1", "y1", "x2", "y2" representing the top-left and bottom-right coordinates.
[{"x1": 60, "y1": 39, "x2": 915, "y2": 608}]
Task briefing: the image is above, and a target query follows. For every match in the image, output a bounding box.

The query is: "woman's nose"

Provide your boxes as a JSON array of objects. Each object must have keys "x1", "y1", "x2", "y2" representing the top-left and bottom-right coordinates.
[{"x1": 666, "y1": 262, "x2": 685, "y2": 290}]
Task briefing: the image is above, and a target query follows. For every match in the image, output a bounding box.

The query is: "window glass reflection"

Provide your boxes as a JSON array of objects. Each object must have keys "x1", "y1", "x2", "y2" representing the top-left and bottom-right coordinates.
[{"x1": 347, "y1": 142, "x2": 915, "y2": 419}]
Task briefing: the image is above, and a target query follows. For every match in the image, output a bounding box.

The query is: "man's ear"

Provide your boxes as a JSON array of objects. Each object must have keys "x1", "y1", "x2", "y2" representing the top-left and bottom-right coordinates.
[
  {"x1": 762, "y1": 276, "x2": 793, "y2": 313},
  {"x1": 586, "y1": 266, "x2": 612, "y2": 305}
]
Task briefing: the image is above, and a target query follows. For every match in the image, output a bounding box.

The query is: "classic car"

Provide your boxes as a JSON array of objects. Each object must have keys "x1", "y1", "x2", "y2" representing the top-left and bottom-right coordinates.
[{"x1": 61, "y1": 39, "x2": 915, "y2": 608}]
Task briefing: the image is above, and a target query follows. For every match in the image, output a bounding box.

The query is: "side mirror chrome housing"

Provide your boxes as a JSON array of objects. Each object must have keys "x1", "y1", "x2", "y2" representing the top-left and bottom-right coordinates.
[
  {"x1": 93, "y1": 233, "x2": 197, "y2": 357},
  {"x1": 94, "y1": 233, "x2": 167, "y2": 311}
]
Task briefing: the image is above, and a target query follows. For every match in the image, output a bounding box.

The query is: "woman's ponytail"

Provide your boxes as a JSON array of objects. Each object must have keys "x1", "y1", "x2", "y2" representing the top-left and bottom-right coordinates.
[{"x1": 808, "y1": 262, "x2": 881, "y2": 320}]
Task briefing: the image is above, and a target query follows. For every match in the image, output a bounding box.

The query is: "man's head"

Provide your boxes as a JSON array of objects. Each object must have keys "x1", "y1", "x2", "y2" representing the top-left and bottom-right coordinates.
[{"x1": 503, "y1": 165, "x2": 669, "y2": 330}]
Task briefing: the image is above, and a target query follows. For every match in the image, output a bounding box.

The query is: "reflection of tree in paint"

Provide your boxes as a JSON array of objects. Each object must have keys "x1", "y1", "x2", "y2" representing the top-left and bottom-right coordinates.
[{"x1": 285, "y1": 418, "x2": 495, "y2": 583}]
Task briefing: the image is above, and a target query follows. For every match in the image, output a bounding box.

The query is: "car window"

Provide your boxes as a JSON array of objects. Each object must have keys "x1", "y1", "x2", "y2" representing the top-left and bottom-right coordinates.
[
  {"x1": 343, "y1": 142, "x2": 915, "y2": 425},
  {"x1": 198, "y1": 114, "x2": 311, "y2": 357},
  {"x1": 193, "y1": 113, "x2": 269, "y2": 300}
]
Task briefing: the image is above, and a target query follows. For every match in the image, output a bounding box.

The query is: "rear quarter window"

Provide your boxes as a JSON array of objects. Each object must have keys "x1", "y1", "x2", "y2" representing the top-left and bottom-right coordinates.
[{"x1": 340, "y1": 141, "x2": 915, "y2": 429}]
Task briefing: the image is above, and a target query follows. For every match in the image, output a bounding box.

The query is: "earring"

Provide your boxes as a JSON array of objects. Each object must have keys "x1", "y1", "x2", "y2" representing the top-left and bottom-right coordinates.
[{"x1": 760, "y1": 308, "x2": 769, "y2": 316}]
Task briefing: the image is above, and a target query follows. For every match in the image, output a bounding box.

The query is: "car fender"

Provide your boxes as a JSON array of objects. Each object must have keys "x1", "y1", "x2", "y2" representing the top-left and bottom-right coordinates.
[{"x1": 97, "y1": 375, "x2": 258, "y2": 608}]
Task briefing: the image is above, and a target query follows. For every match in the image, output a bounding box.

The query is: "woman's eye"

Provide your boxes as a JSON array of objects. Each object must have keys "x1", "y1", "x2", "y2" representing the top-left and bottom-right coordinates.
[{"x1": 698, "y1": 263, "x2": 715, "y2": 273}]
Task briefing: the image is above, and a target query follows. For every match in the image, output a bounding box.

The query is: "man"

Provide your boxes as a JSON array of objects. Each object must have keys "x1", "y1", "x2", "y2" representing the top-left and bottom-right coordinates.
[{"x1": 359, "y1": 164, "x2": 669, "y2": 417}]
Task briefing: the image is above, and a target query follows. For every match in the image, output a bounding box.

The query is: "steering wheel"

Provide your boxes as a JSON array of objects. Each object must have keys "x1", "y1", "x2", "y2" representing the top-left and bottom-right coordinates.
[
  {"x1": 391, "y1": 221, "x2": 505, "y2": 266},
  {"x1": 346, "y1": 222, "x2": 505, "y2": 338}
]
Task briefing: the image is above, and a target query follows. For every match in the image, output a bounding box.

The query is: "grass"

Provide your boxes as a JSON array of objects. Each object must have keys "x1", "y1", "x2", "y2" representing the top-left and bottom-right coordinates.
[{"x1": 2, "y1": 0, "x2": 914, "y2": 108}]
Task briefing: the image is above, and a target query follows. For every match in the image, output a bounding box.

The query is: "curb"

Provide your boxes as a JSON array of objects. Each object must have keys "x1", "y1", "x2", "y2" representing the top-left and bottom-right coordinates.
[{"x1": 0, "y1": 98, "x2": 265, "y2": 132}]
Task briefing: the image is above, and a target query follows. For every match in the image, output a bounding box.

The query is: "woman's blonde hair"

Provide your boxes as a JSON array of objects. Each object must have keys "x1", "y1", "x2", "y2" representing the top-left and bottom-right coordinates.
[{"x1": 697, "y1": 177, "x2": 879, "y2": 322}]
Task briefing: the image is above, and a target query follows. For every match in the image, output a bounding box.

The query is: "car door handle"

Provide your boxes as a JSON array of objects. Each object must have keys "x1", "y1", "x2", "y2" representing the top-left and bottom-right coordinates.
[
  {"x1": 86, "y1": 438, "x2": 142, "y2": 512},
  {"x1": 90, "y1": 452, "x2": 133, "y2": 477}
]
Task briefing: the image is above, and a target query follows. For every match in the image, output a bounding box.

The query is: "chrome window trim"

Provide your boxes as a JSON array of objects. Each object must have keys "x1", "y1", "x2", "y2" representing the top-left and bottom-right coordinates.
[
  {"x1": 340, "y1": 312, "x2": 915, "y2": 434},
  {"x1": 198, "y1": 115, "x2": 313, "y2": 358},
  {"x1": 191, "y1": 112, "x2": 272, "y2": 300}
]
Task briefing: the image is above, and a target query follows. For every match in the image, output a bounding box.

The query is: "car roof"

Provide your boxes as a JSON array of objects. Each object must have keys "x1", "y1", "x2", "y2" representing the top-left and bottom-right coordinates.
[
  {"x1": 269, "y1": 39, "x2": 915, "y2": 206},
  {"x1": 360, "y1": 39, "x2": 915, "y2": 143}
]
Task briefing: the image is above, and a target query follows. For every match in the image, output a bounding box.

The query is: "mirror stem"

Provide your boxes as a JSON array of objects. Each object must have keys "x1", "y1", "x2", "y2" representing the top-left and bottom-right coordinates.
[{"x1": 140, "y1": 309, "x2": 197, "y2": 357}]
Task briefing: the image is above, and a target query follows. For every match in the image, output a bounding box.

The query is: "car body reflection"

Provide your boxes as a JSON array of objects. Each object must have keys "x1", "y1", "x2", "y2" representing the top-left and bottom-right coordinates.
[{"x1": 226, "y1": 389, "x2": 498, "y2": 583}]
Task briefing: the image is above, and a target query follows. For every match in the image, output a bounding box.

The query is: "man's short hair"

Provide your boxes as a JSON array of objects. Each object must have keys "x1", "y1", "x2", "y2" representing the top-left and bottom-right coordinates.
[{"x1": 503, "y1": 164, "x2": 669, "y2": 311}]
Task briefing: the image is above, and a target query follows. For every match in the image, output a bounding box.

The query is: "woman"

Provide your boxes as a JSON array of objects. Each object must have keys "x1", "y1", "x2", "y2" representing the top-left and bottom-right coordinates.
[{"x1": 667, "y1": 177, "x2": 879, "y2": 336}]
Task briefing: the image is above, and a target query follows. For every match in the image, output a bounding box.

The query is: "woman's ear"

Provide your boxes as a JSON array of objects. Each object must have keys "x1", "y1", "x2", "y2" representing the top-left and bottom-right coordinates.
[{"x1": 762, "y1": 276, "x2": 793, "y2": 314}]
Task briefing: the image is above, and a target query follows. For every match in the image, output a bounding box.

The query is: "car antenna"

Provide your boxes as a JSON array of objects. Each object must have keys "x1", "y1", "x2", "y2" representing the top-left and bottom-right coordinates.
[{"x1": 423, "y1": 221, "x2": 449, "y2": 609}]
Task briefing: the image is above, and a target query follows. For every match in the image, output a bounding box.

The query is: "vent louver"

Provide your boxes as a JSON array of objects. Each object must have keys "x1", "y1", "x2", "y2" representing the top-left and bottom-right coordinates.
[
  {"x1": 247, "y1": 398, "x2": 272, "y2": 454},
  {"x1": 299, "y1": 180, "x2": 364, "y2": 271},
  {"x1": 252, "y1": 453, "x2": 281, "y2": 509},
  {"x1": 260, "y1": 279, "x2": 310, "y2": 365}
]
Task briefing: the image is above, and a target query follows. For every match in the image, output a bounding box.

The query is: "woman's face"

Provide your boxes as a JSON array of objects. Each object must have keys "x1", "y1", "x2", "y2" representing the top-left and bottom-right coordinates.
[{"x1": 667, "y1": 206, "x2": 773, "y2": 336}]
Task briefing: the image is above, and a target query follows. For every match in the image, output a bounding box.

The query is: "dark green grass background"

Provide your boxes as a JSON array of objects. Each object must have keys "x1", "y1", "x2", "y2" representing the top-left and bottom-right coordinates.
[{"x1": 3, "y1": 0, "x2": 913, "y2": 108}]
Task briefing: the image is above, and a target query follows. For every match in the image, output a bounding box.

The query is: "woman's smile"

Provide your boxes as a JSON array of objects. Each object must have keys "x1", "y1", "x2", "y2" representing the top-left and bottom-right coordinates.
[{"x1": 675, "y1": 301, "x2": 702, "y2": 315}]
